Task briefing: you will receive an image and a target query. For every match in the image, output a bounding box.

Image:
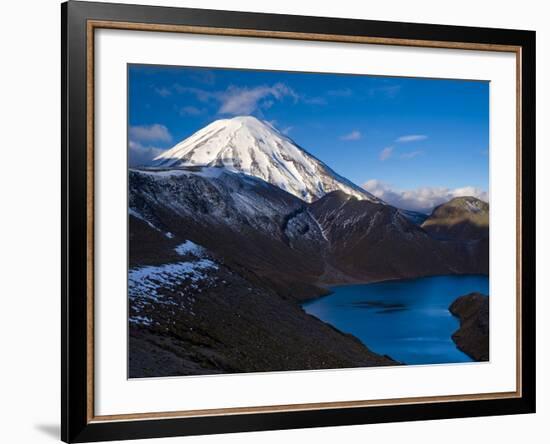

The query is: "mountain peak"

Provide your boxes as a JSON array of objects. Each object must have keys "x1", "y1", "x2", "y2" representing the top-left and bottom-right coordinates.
[
  {"x1": 229, "y1": 115, "x2": 263, "y2": 123},
  {"x1": 434, "y1": 196, "x2": 489, "y2": 215},
  {"x1": 421, "y1": 196, "x2": 489, "y2": 241},
  {"x1": 211, "y1": 115, "x2": 269, "y2": 130},
  {"x1": 153, "y1": 116, "x2": 379, "y2": 203}
]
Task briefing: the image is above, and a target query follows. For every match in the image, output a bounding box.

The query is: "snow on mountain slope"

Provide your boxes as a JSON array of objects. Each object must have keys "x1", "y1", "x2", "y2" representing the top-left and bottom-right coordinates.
[{"x1": 153, "y1": 116, "x2": 379, "y2": 203}]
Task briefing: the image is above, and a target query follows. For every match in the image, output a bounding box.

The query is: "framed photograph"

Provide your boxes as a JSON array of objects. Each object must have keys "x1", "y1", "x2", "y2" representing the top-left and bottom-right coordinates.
[{"x1": 62, "y1": 1, "x2": 536, "y2": 442}]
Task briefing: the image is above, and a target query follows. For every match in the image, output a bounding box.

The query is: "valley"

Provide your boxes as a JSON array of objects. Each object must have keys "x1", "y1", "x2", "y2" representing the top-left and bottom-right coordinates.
[{"x1": 128, "y1": 116, "x2": 490, "y2": 377}]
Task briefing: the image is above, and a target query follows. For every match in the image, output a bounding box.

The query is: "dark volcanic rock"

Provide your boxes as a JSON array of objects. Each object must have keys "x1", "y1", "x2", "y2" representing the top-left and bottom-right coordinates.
[
  {"x1": 128, "y1": 171, "x2": 396, "y2": 377},
  {"x1": 449, "y1": 292, "x2": 489, "y2": 361},
  {"x1": 128, "y1": 168, "x2": 489, "y2": 377},
  {"x1": 128, "y1": 248, "x2": 395, "y2": 377},
  {"x1": 129, "y1": 168, "x2": 328, "y2": 301},
  {"x1": 398, "y1": 209, "x2": 429, "y2": 225},
  {"x1": 309, "y1": 191, "x2": 487, "y2": 282}
]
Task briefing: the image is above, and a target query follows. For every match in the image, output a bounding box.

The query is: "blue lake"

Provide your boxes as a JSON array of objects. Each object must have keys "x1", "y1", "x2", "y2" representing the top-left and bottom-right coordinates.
[{"x1": 302, "y1": 275, "x2": 489, "y2": 365}]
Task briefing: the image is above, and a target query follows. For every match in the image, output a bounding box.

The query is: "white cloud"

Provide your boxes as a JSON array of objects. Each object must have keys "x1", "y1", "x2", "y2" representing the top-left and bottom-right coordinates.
[
  {"x1": 396, "y1": 134, "x2": 428, "y2": 143},
  {"x1": 128, "y1": 124, "x2": 171, "y2": 166},
  {"x1": 154, "y1": 86, "x2": 171, "y2": 98},
  {"x1": 400, "y1": 150, "x2": 424, "y2": 159},
  {"x1": 379, "y1": 146, "x2": 394, "y2": 161},
  {"x1": 362, "y1": 179, "x2": 489, "y2": 213},
  {"x1": 173, "y1": 85, "x2": 214, "y2": 102},
  {"x1": 179, "y1": 105, "x2": 204, "y2": 116},
  {"x1": 266, "y1": 120, "x2": 293, "y2": 135},
  {"x1": 173, "y1": 82, "x2": 327, "y2": 116},
  {"x1": 189, "y1": 70, "x2": 216, "y2": 85},
  {"x1": 368, "y1": 85, "x2": 402, "y2": 98},
  {"x1": 129, "y1": 124, "x2": 172, "y2": 143},
  {"x1": 128, "y1": 141, "x2": 166, "y2": 167},
  {"x1": 262, "y1": 100, "x2": 275, "y2": 109},
  {"x1": 340, "y1": 130, "x2": 361, "y2": 141},
  {"x1": 327, "y1": 88, "x2": 353, "y2": 97},
  {"x1": 217, "y1": 83, "x2": 297, "y2": 115},
  {"x1": 302, "y1": 96, "x2": 327, "y2": 105}
]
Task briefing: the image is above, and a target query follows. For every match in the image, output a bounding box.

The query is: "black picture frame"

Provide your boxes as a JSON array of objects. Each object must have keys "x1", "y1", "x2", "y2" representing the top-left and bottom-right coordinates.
[{"x1": 62, "y1": 1, "x2": 536, "y2": 442}]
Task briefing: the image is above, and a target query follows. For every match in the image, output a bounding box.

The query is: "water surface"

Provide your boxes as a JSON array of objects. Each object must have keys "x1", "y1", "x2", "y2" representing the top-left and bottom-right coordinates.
[{"x1": 302, "y1": 275, "x2": 489, "y2": 365}]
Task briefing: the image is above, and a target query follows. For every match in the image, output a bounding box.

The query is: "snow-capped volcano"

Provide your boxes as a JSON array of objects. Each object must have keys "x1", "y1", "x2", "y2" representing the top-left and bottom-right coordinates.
[{"x1": 153, "y1": 116, "x2": 379, "y2": 203}]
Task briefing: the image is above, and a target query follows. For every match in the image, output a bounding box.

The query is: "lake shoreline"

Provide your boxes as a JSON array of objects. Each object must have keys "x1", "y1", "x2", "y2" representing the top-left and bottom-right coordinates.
[
  {"x1": 449, "y1": 293, "x2": 490, "y2": 361},
  {"x1": 301, "y1": 275, "x2": 489, "y2": 365},
  {"x1": 300, "y1": 272, "x2": 490, "y2": 305}
]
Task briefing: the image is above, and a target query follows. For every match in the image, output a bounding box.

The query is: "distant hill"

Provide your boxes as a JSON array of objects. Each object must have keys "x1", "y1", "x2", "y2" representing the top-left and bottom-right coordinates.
[
  {"x1": 308, "y1": 191, "x2": 482, "y2": 283},
  {"x1": 421, "y1": 196, "x2": 489, "y2": 241}
]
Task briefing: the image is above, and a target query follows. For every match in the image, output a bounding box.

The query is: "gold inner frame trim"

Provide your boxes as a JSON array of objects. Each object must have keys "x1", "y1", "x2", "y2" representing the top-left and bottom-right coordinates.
[{"x1": 86, "y1": 19, "x2": 523, "y2": 423}]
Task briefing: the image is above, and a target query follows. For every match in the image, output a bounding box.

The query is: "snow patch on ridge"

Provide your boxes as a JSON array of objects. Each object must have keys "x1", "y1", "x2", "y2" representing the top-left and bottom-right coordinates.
[
  {"x1": 175, "y1": 240, "x2": 206, "y2": 257},
  {"x1": 129, "y1": 315, "x2": 153, "y2": 326},
  {"x1": 129, "y1": 208, "x2": 161, "y2": 232},
  {"x1": 128, "y1": 259, "x2": 218, "y2": 306},
  {"x1": 465, "y1": 199, "x2": 483, "y2": 213},
  {"x1": 308, "y1": 209, "x2": 329, "y2": 242}
]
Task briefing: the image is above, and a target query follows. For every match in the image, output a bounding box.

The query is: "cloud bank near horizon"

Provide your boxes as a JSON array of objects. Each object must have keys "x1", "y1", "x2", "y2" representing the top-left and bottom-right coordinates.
[{"x1": 362, "y1": 179, "x2": 489, "y2": 213}]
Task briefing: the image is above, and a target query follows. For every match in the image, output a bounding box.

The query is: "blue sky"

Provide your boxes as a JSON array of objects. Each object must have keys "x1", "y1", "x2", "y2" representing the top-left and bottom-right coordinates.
[{"x1": 128, "y1": 64, "x2": 489, "y2": 212}]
